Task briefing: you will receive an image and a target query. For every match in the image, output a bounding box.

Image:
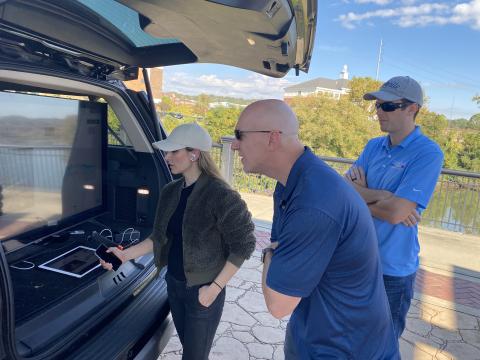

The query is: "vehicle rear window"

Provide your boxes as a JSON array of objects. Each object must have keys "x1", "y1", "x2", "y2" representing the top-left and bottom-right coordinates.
[{"x1": 78, "y1": 0, "x2": 180, "y2": 48}]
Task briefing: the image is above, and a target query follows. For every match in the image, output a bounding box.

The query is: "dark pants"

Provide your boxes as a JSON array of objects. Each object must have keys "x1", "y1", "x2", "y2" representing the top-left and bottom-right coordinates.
[
  {"x1": 383, "y1": 272, "x2": 416, "y2": 339},
  {"x1": 166, "y1": 272, "x2": 225, "y2": 360},
  {"x1": 284, "y1": 321, "x2": 299, "y2": 360}
]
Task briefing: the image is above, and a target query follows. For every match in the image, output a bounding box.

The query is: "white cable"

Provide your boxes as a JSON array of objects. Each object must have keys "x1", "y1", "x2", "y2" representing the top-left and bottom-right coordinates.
[
  {"x1": 10, "y1": 260, "x2": 35, "y2": 270},
  {"x1": 121, "y1": 227, "x2": 135, "y2": 246},
  {"x1": 99, "y1": 228, "x2": 113, "y2": 240}
]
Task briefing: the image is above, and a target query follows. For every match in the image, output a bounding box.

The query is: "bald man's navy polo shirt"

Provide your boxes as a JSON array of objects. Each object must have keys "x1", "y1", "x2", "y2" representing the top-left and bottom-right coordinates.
[{"x1": 267, "y1": 148, "x2": 398, "y2": 359}]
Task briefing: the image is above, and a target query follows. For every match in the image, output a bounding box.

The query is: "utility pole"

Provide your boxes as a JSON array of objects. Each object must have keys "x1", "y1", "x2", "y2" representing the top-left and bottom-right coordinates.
[{"x1": 376, "y1": 38, "x2": 383, "y2": 81}]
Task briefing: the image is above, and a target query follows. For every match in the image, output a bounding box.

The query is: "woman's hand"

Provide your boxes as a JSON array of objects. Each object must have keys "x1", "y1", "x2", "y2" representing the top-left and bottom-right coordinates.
[
  {"x1": 198, "y1": 283, "x2": 223, "y2": 307},
  {"x1": 99, "y1": 247, "x2": 126, "y2": 271}
]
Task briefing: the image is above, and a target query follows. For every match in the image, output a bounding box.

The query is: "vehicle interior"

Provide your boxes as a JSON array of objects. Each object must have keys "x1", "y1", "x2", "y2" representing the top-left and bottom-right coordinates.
[{"x1": 0, "y1": 69, "x2": 171, "y2": 357}]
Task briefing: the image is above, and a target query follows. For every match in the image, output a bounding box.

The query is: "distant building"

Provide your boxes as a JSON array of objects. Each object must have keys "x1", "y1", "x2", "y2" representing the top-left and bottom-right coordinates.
[
  {"x1": 125, "y1": 67, "x2": 163, "y2": 103},
  {"x1": 284, "y1": 65, "x2": 350, "y2": 100},
  {"x1": 208, "y1": 101, "x2": 246, "y2": 109}
]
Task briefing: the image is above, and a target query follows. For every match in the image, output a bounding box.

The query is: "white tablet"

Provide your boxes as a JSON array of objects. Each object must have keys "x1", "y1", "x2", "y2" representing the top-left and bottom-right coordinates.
[{"x1": 38, "y1": 246, "x2": 101, "y2": 278}]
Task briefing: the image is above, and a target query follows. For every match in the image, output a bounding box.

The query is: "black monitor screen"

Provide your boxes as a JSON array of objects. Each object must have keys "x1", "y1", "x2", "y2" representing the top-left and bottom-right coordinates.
[{"x1": 0, "y1": 91, "x2": 107, "y2": 249}]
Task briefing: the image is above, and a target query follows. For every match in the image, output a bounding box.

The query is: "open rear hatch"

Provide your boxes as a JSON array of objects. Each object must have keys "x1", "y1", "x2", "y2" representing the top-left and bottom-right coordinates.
[{"x1": 0, "y1": 0, "x2": 316, "y2": 79}]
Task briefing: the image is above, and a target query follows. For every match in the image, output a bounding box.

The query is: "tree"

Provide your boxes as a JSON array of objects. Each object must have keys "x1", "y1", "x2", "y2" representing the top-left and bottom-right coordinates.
[
  {"x1": 468, "y1": 113, "x2": 480, "y2": 129},
  {"x1": 473, "y1": 94, "x2": 480, "y2": 106},
  {"x1": 203, "y1": 106, "x2": 241, "y2": 142},
  {"x1": 347, "y1": 77, "x2": 383, "y2": 112},
  {"x1": 159, "y1": 96, "x2": 173, "y2": 112},
  {"x1": 416, "y1": 108, "x2": 448, "y2": 142},
  {"x1": 289, "y1": 94, "x2": 381, "y2": 158}
]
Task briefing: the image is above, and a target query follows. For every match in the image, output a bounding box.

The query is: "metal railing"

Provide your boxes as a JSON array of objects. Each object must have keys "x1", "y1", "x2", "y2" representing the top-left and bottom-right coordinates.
[
  {"x1": 215, "y1": 138, "x2": 480, "y2": 235},
  {"x1": 0, "y1": 145, "x2": 69, "y2": 191}
]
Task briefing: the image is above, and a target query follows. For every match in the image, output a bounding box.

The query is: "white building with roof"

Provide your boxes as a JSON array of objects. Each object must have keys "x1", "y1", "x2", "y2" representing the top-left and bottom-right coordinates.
[{"x1": 284, "y1": 65, "x2": 350, "y2": 99}]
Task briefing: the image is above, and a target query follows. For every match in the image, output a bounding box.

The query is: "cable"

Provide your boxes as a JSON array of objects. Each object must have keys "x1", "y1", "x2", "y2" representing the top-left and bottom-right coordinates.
[{"x1": 10, "y1": 260, "x2": 35, "y2": 270}]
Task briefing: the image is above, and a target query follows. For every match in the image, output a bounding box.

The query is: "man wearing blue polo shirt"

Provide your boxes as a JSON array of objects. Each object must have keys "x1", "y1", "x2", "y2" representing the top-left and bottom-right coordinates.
[
  {"x1": 233, "y1": 99, "x2": 398, "y2": 359},
  {"x1": 345, "y1": 76, "x2": 444, "y2": 340}
]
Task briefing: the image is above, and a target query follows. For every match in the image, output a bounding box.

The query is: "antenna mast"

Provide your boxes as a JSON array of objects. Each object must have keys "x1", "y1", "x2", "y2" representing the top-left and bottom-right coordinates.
[{"x1": 376, "y1": 38, "x2": 383, "y2": 81}]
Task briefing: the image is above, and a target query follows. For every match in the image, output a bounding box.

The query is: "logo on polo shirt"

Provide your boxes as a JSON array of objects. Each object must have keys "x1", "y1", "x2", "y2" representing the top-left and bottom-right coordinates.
[{"x1": 391, "y1": 161, "x2": 406, "y2": 169}]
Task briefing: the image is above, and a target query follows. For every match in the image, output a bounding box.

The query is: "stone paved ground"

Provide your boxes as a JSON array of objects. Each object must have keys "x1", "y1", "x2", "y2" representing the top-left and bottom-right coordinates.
[{"x1": 158, "y1": 229, "x2": 480, "y2": 360}]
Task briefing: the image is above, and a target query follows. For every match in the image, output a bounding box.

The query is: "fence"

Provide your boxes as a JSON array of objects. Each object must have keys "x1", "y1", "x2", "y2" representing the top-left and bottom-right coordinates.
[
  {"x1": 2, "y1": 143, "x2": 478, "y2": 235},
  {"x1": 0, "y1": 145, "x2": 69, "y2": 191},
  {"x1": 216, "y1": 137, "x2": 480, "y2": 235}
]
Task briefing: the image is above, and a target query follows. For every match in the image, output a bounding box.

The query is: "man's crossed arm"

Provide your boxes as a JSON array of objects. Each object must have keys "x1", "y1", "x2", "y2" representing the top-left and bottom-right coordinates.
[{"x1": 345, "y1": 166, "x2": 420, "y2": 226}]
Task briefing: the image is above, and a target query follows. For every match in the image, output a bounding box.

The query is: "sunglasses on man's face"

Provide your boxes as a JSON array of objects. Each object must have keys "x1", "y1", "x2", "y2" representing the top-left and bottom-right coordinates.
[
  {"x1": 375, "y1": 101, "x2": 413, "y2": 112},
  {"x1": 234, "y1": 129, "x2": 281, "y2": 140}
]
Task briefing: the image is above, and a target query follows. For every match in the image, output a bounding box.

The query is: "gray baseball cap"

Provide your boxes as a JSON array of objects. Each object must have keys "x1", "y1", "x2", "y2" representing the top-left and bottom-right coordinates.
[
  {"x1": 152, "y1": 122, "x2": 212, "y2": 152},
  {"x1": 364, "y1": 76, "x2": 423, "y2": 106}
]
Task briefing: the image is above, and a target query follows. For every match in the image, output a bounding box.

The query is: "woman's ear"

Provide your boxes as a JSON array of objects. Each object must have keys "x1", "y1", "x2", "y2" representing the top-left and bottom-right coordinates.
[{"x1": 190, "y1": 149, "x2": 201, "y2": 161}]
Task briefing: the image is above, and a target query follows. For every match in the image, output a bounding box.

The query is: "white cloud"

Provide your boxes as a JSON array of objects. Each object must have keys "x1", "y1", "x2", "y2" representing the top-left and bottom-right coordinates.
[
  {"x1": 164, "y1": 72, "x2": 291, "y2": 99},
  {"x1": 355, "y1": 0, "x2": 392, "y2": 5},
  {"x1": 338, "y1": 0, "x2": 480, "y2": 30}
]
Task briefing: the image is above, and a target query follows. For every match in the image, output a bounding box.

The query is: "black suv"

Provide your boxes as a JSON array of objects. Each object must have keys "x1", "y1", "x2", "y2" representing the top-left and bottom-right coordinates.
[{"x1": 0, "y1": 1, "x2": 315, "y2": 359}]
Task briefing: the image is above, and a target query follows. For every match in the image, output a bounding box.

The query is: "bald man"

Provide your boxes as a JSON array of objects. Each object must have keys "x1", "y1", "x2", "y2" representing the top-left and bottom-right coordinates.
[{"x1": 232, "y1": 100, "x2": 399, "y2": 359}]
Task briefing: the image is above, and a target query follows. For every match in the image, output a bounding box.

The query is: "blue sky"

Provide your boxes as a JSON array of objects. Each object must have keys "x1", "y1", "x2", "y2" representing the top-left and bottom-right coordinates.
[{"x1": 163, "y1": 0, "x2": 480, "y2": 120}]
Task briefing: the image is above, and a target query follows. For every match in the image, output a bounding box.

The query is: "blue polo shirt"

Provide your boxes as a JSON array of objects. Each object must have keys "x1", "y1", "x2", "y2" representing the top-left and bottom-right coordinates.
[
  {"x1": 355, "y1": 126, "x2": 443, "y2": 276},
  {"x1": 267, "y1": 148, "x2": 398, "y2": 359}
]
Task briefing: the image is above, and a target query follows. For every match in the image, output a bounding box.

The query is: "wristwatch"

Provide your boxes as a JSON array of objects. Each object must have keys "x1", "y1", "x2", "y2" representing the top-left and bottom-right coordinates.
[{"x1": 261, "y1": 247, "x2": 274, "y2": 263}]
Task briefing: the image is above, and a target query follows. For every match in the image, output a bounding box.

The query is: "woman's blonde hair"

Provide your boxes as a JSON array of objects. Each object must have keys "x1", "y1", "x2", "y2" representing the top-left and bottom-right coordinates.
[{"x1": 196, "y1": 150, "x2": 229, "y2": 186}]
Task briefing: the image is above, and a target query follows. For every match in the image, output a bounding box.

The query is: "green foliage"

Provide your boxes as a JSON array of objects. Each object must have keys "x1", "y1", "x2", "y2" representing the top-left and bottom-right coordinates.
[
  {"x1": 204, "y1": 107, "x2": 242, "y2": 142},
  {"x1": 473, "y1": 94, "x2": 480, "y2": 106},
  {"x1": 159, "y1": 80, "x2": 480, "y2": 173},
  {"x1": 416, "y1": 108, "x2": 448, "y2": 141},
  {"x1": 459, "y1": 131, "x2": 480, "y2": 171},
  {"x1": 347, "y1": 77, "x2": 383, "y2": 112},
  {"x1": 289, "y1": 95, "x2": 381, "y2": 158},
  {"x1": 469, "y1": 113, "x2": 480, "y2": 129}
]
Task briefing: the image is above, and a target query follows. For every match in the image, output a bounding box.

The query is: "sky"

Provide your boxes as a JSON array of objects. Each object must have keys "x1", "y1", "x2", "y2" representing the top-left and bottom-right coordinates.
[{"x1": 162, "y1": 0, "x2": 480, "y2": 120}]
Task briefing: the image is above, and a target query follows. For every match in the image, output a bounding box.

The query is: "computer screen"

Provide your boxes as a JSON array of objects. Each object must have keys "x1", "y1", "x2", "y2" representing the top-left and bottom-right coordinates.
[{"x1": 0, "y1": 91, "x2": 107, "y2": 250}]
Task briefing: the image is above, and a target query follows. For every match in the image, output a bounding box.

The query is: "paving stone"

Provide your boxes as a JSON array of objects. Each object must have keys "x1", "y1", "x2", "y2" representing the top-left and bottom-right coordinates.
[
  {"x1": 402, "y1": 329, "x2": 439, "y2": 356},
  {"x1": 431, "y1": 327, "x2": 462, "y2": 341},
  {"x1": 459, "y1": 329, "x2": 480, "y2": 349},
  {"x1": 280, "y1": 320, "x2": 289, "y2": 329},
  {"x1": 438, "y1": 342, "x2": 480, "y2": 360},
  {"x1": 252, "y1": 325, "x2": 285, "y2": 344},
  {"x1": 226, "y1": 287, "x2": 246, "y2": 302},
  {"x1": 238, "y1": 291, "x2": 268, "y2": 313},
  {"x1": 273, "y1": 345, "x2": 285, "y2": 360},
  {"x1": 221, "y1": 302, "x2": 257, "y2": 326},
  {"x1": 159, "y1": 354, "x2": 182, "y2": 360},
  {"x1": 406, "y1": 317, "x2": 432, "y2": 336},
  {"x1": 247, "y1": 342, "x2": 274, "y2": 359},
  {"x1": 239, "y1": 281, "x2": 256, "y2": 290},
  {"x1": 210, "y1": 337, "x2": 249, "y2": 360},
  {"x1": 162, "y1": 335, "x2": 182, "y2": 353},
  {"x1": 455, "y1": 312, "x2": 480, "y2": 330},
  {"x1": 399, "y1": 338, "x2": 434, "y2": 360},
  {"x1": 228, "y1": 276, "x2": 244, "y2": 288},
  {"x1": 432, "y1": 309, "x2": 478, "y2": 331},
  {"x1": 235, "y1": 268, "x2": 262, "y2": 283},
  {"x1": 242, "y1": 256, "x2": 262, "y2": 269},
  {"x1": 232, "y1": 331, "x2": 255, "y2": 343},
  {"x1": 216, "y1": 321, "x2": 231, "y2": 336},
  {"x1": 408, "y1": 304, "x2": 421, "y2": 316},
  {"x1": 232, "y1": 324, "x2": 252, "y2": 331},
  {"x1": 419, "y1": 303, "x2": 441, "y2": 318},
  {"x1": 253, "y1": 312, "x2": 281, "y2": 327}
]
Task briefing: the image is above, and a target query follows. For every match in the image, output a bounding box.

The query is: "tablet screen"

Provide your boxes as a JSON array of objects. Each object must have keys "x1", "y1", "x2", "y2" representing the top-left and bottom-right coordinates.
[{"x1": 38, "y1": 246, "x2": 100, "y2": 278}]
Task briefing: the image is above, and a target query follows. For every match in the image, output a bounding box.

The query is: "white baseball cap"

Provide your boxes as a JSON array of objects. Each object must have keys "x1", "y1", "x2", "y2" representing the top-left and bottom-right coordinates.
[
  {"x1": 152, "y1": 122, "x2": 212, "y2": 152},
  {"x1": 364, "y1": 76, "x2": 424, "y2": 106}
]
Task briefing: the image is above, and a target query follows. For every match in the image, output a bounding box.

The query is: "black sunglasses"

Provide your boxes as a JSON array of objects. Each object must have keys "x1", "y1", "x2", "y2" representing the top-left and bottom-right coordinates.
[
  {"x1": 375, "y1": 101, "x2": 413, "y2": 112},
  {"x1": 234, "y1": 129, "x2": 281, "y2": 140}
]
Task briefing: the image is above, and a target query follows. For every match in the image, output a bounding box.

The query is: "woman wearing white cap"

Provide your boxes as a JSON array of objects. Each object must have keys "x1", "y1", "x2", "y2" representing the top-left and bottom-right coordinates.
[{"x1": 100, "y1": 122, "x2": 256, "y2": 360}]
